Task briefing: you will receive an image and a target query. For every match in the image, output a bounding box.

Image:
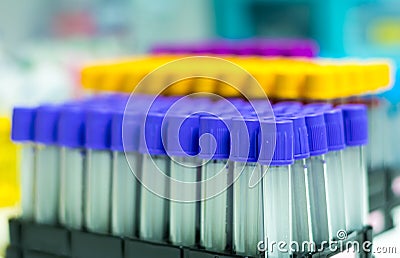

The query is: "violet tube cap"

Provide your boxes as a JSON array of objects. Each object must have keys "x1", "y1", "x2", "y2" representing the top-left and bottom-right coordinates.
[
  {"x1": 303, "y1": 112, "x2": 328, "y2": 156},
  {"x1": 199, "y1": 115, "x2": 230, "y2": 160},
  {"x1": 166, "y1": 113, "x2": 200, "y2": 157},
  {"x1": 259, "y1": 119, "x2": 294, "y2": 166},
  {"x1": 111, "y1": 111, "x2": 143, "y2": 152},
  {"x1": 323, "y1": 109, "x2": 346, "y2": 151},
  {"x1": 58, "y1": 106, "x2": 85, "y2": 148},
  {"x1": 304, "y1": 103, "x2": 333, "y2": 111},
  {"x1": 230, "y1": 117, "x2": 259, "y2": 163},
  {"x1": 11, "y1": 107, "x2": 36, "y2": 142},
  {"x1": 138, "y1": 112, "x2": 167, "y2": 155},
  {"x1": 285, "y1": 115, "x2": 310, "y2": 160},
  {"x1": 338, "y1": 104, "x2": 368, "y2": 146},
  {"x1": 34, "y1": 105, "x2": 60, "y2": 145},
  {"x1": 85, "y1": 108, "x2": 112, "y2": 150}
]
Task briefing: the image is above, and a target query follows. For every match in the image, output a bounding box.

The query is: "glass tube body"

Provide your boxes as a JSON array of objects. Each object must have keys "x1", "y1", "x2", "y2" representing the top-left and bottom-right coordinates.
[
  {"x1": 290, "y1": 159, "x2": 311, "y2": 247},
  {"x1": 169, "y1": 156, "x2": 200, "y2": 247},
  {"x1": 111, "y1": 151, "x2": 141, "y2": 237},
  {"x1": 324, "y1": 150, "x2": 346, "y2": 239},
  {"x1": 20, "y1": 143, "x2": 36, "y2": 221},
  {"x1": 306, "y1": 155, "x2": 329, "y2": 245},
  {"x1": 200, "y1": 159, "x2": 230, "y2": 252},
  {"x1": 35, "y1": 144, "x2": 60, "y2": 225},
  {"x1": 85, "y1": 149, "x2": 112, "y2": 234},
  {"x1": 342, "y1": 146, "x2": 368, "y2": 231},
  {"x1": 263, "y1": 165, "x2": 291, "y2": 258},
  {"x1": 59, "y1": 147, "x2": 85, "y2": 229},
  {"x1": 139, "y1": 154, "x2": 170, "y2": 242},
  {"x1": 366, "y1": 104, "x2": 384, "y2": 171},
  {"x1": 232, "y1": 162, "x2": 263, "y2": 257}
]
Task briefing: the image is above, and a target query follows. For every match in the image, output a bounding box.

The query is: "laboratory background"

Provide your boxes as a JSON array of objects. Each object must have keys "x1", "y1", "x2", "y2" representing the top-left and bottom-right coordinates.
[{"x1": 1, "y1": 0, "x2": 400, "y2": 257}]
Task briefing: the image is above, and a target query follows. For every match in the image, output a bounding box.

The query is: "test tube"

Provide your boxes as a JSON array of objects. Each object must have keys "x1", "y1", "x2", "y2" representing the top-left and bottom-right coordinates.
[
  {"x1": 259, "y1": 119, "x2": 294, "y2": 258},
  {"x1": 11, "y1": 107, "x2": 37, "y2": 221},
  {"x1": 231, "y1": 117, "x2": 262, "y2": 257},
  {"x1": 322, "y1": 109, "x2": 347, "y2": 239},
  {"x1": 85, "y1": 108, "x2": 113, "y2": 234},
  {"x1": 111, "y1": 111, "x2": 142, "y2": 237},
  {"x1": 303, "y1": 112, "x2": 329, "y2": 245},
  {"x1": 58, "y1": 106, "x2": 86, "y2": 229},
  {"x1": 167, "y1": 113, "x2": 200, "y2": 247},
  {"x1": 139, "y1": 112, "x2": 170, "y2": 243},
  {"x1": 339, "y1": 104, "x2": 369, "y2": 231},
  {"x1": 199, "y1": 115, "x2": 231, "y2": 252},
  {"x1": 34, "y1": 105, "x2": 61, "y2": 225},
  {"x1": 285, "y1": 115, "x2": 312, "y2": 247}
]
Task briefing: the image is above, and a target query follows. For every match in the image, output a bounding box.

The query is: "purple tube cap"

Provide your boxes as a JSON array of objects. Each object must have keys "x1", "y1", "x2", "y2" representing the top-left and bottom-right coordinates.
[
  {"x1": 303, "y1": 112, "x2": 328, "y2": 156},
  {"x1": 230, "y1": 117, "x2": 259, "y2": 162},
  {"x1": 85, "y1": 108, "x2": 112, "y2": 150},
  {"x1": 11, "y1": 107, "x2": 36, "y2": 142},
  {"x1": 323, "y1": 109, "x2": 346, "y2": 151},
  {"x1": 338, "y1": 104, "x2": 368, "y2": 146},
  {"x1": 166, "y1": 114, "x2": 200, "y2": 157},
  {"x1": 304, "y1": 103, "x2": 333, "y2": 111},
  {"x1": 139, "y1": 112, "x2": 167, "y2": 155},
  {"x1": 111, "y1": 111, "x2": 143, "y2": 152},
  {"x1": 58, "y1": 106, "x2": 85, "y2": 148},
  {"x1": 199, "y1": 115, "x2": 230, "y2": 160},
  {"x1": 285, "y1": 115, "x2": 310, "y2": 159},
  {"x1": 259, "y1": 119, "x2": 294, "y2": 166},
  {"x1": 34, "y1": 105, "x2": 60, "y2": 145}
]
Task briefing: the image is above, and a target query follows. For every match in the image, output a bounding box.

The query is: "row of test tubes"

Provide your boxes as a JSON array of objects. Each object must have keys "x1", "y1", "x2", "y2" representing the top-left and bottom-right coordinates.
[{"x1": 11, "y1": 94, "x2": 369, "y2": 257}]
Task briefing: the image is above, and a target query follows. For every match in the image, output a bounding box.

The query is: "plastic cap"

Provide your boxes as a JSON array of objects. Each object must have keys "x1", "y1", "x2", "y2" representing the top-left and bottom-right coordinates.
[
  {"x1": 58, "y1": 106, "x2": 85, "y2": 148},
  {"x1": 304, "y1": 103, "x2": 333, "y2": 111},
  {"x1": 166, "y1": 114, "x2": 200, "y2": 156},
  {"x1": 304, "y1": 67, "x2": 337, "y2": 100},
  {"x1": 139, "y1": 112, "x2": 167, "y2": 155},
  {"x1": 85, "y1": 109, "x2": 112, "y2": 150},
  {"x1": 304, "y1": 112, "x2": 328, "y2": 156},
  {"x1": 230, "y1": 117, "x2": 259, "y2": 162},
  {"x1": 273, "y1": 69, "x2": 304, "y2": 99},
  {"x1": 259, "y1": 119, "x2": 294, "y2": 166},
  {"x1": 11, "y1": 107, "x2": 36, "y2": 142},
  {"x1": 339, "y1": 104, "x2": 368, "y2": 146},
  {"x1": 34, "y1": 105, "x2": 60, "y2": 145},
  {"x1": 199, "y1": 115, "x2": 230, "y2": 160},
  {"x1": 111, "y1": 112, "x2": 143, "y2": 152},
  {"x1": 323, "y1": 109, "x2": 346, "y2": 151},
  {"x1": 274, "y1": 101, "x2": 303, "y2": 109},
  {"x1": 286, "y1": 115, "x2": 310, "y2": 159}
]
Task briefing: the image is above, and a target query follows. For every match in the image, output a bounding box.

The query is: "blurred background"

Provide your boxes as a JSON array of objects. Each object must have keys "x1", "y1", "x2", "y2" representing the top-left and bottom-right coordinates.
[
  {"x1": 0, "y1": 0, "x2": 213, "y2": 113},
  {"x1": 1, "y1": 0, "x2": 400, "y2": 113},
  {"x1": 1, "y1": 0, "x2": 400, "y2": 255}
]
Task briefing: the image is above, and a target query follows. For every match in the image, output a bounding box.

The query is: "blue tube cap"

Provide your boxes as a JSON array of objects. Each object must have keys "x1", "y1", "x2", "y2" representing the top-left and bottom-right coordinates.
[
  {"x1": 199, "y1": 115, "x2": 230, "y2": 160},
  {"x1": 286, "y1": 115, "x2": 310, "y2": 160},
  {"x1": 259, "y1": 119, "x2": 294, "y2": 166},
  {"x1": 139, "y1": 112, "x2": 167, "y2": 155},
  {"x1": 111, "y1": 111, "x2": 143, "y2": 152},
  {"x1": 85, "y1": 109, "x2": 112, "y2": 150},
  {"x1": 323, "y1": 109, "x2": 346, "y2": 151},
  {"x1": 11, "y1": 107, "x2": 36, "y2": 142},
  {"x1": 34, "y1": 105, "x2": 60, "y2": 145},
  {"x1": 303, "y1": 112, "x2": 328, "y2": 156},
  {"x1": 338, "y1": 104, "x2": 368, "y2": 146},
  {"x1": 230, "y1": 117, "x2": 259, "y2": 162},
  {"x1": 58, "y1": 106, "x2": 85, "y2": 148},
  {"x1": 166, "y1": 113, "x2": 200, "y2": 157}
]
